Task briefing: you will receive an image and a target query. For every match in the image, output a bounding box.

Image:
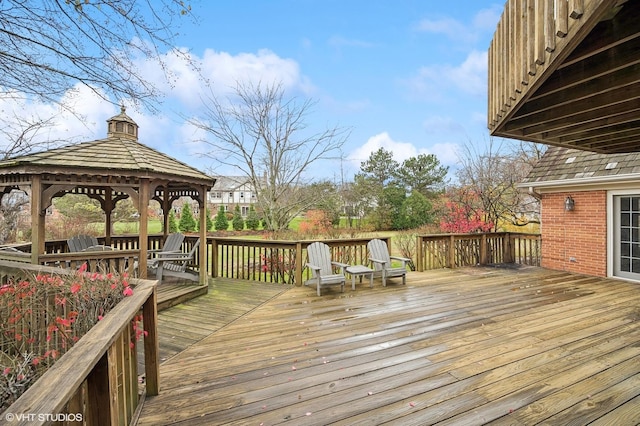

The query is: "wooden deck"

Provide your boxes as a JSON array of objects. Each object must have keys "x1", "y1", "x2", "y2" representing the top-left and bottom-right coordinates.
[{"x1": 137, "y1": 267, "x2": 640, "y2": 425}]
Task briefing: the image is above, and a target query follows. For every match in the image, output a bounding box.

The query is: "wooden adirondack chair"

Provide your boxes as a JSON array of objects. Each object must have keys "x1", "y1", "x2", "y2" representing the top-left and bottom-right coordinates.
[
  {"x1": 367, "y1": 239, "x2": 410, "y2": 286},
  {"x1": 67, "y1": 235, "x2": 100, "y2": 252},
  {"x1": 305, "y1": 242, "x2": 348, "y2": 296},
  {"x1": 148, "y1": 233, "x2": 185, "y2": 259},
  {"x1": 148, "y1": 238, "x2": 200, "y2": 282}
]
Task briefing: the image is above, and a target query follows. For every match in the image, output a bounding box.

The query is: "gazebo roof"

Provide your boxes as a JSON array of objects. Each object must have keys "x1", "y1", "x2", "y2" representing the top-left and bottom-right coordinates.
[{"x1": 0, "y1": 136, "x2": 211, "y2": 184}]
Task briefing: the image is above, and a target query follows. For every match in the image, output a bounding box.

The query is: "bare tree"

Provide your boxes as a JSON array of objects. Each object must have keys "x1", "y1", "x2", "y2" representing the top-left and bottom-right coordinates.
[
  {"x1": 455, "y1": 138, "x2": 543, "y2": 230},
  {"x1": 191, "y1": 81, "x2": 350, "y2": 233},
  {"x1": 0, "y1": 0, "x2": 193, "y2": 110},
  {"x1": 0, "y1": 112, "x2": 68, "y2": 159},
  {"x1": 0, "y1": 113, "x2": 73, "y2": 243}
]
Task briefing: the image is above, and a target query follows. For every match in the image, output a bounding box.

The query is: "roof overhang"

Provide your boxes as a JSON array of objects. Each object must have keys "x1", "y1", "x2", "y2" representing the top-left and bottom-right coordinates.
[
  {"x1": 519, "y1": 172, "x2": 640, "y2": 192},
  {"x1": 488, "y1": 0, "x2": 640, "y2": 154}
]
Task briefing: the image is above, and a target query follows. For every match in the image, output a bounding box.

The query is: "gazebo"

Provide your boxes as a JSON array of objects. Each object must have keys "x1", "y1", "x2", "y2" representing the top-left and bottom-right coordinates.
[{"x1": 0, "y1": 107, "x2": 215, "y2": 283}]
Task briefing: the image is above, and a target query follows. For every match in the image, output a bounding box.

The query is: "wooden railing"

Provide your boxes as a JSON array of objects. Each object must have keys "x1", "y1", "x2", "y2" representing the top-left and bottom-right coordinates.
[
  {"x1": 488, "y1": 0, "x2": 609, "y2": 131},
  {"x1": 207, "y1": 237, "x2": 388, "y2": 285},
  {"x1": 1, "y1": 261, "x2": 159, "y2": 426},
  {"x1": 416, "y1": 233, "x2": 541, "y2": 271},
  {"x1": 2, "y1": 232, "x2": 541, "y2": 285}
]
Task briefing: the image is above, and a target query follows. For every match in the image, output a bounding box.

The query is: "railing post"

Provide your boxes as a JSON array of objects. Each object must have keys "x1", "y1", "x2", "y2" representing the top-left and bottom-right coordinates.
[
  {"x1": 295, "y1": 241, "x2": 303, "y2": 286},
  {"x1": 86, "y1": 353, "x2": 111, "y2": 425},
  {"x1": 480, "y1": 234, "x2": 488, "y2": 265},
  {"x1": 503, "y1": 233, "x2": 514, "y2": 263},
  {"x1": 211, "y1": 238, "x2": 218, "y2": 278},
  {"x1": 449, "y1": 235, "x2": 456, "y2": 268},
  {"x1": 143, "y1": 286, "x2": 160, "y2": 396},
  {"x1": 416, "y1": 235, "x2": 423, "y2": 272}
]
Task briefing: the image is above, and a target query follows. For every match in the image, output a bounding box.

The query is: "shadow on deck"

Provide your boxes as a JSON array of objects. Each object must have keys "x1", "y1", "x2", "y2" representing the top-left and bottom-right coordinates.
[{"x1": 138, "y1": 267, "x2": 640, "y2": 425}]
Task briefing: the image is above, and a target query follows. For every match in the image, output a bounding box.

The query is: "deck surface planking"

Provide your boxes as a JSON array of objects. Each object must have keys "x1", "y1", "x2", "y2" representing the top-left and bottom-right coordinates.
[{"x1": 138, "y1": 266, "x2": 640, "y2": 425}]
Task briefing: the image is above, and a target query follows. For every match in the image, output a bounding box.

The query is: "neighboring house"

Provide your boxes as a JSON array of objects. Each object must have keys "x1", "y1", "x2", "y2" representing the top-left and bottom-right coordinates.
[
  {"x1": 208, "y1": 176, "x2": 257, "y2": 216},
  {"x1": 521, "y1": 146, "x2": 640, "y2": 282}
]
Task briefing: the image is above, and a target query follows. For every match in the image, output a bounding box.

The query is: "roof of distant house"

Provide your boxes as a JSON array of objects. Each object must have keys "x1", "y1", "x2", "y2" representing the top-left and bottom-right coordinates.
[{"x1": 212, "y1": 176, "x2": 253, "y2": 191}]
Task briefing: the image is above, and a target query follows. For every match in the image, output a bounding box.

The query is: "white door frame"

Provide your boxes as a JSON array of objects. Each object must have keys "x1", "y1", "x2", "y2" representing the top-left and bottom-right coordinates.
[{"x1": 608, "y1": 189, "x2": 640, "y2": 282}]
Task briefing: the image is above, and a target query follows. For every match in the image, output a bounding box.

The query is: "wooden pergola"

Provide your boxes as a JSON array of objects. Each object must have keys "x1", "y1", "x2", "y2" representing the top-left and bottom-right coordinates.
[{"x1": 0, "y1": 107, "x2": 215, "y2": 283}]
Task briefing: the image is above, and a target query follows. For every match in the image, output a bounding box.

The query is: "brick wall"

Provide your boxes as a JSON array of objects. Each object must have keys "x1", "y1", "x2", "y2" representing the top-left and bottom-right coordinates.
[{"x1": 541, "y1": 191, "x2": 607, "y2": 276}]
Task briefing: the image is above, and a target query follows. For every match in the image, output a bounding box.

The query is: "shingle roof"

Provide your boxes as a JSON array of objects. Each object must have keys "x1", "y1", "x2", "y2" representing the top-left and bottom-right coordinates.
[
  {"x1": 523, "y1": 146, "x2": 640, "y2": 186},
  {"x1": 212, "y1": 176, "x2": 252, "y2": 191},
  {"x1": 0, "y1": 137, "x2": 211, "y2": 182}
]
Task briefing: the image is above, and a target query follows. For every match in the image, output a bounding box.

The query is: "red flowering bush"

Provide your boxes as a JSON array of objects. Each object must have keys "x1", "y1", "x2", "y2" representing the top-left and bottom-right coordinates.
[
  {"x1": 439, "y1": 201, "x2": 494, "y2": 233},
  {"x1": 260, "y1": 250, "x2": 295, "y2": 284},
  {"x1": 0, "y1": 263, "x2": 135, "y2": 413}
]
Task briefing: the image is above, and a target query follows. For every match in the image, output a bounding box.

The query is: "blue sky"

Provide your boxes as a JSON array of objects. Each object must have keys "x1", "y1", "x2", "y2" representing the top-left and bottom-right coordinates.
[{"x1": 3, "y1": 1, "x2": 504, "y2": 181}]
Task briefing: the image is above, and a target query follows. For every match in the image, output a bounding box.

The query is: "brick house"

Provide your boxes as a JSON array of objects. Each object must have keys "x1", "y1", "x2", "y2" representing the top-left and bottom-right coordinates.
[{"x1": 522, "y1": 146, "x2": 640, "y2": 281}]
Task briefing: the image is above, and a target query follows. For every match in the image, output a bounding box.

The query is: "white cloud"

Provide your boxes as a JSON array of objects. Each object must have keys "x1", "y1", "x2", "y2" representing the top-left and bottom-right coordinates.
[
  {"x1": 201, "y1": 48, "x2": 306, "y2": 93},
  {"x1": 0, "y1": 84, "x2": 117, "y2": 152},
  {"x1": 403, "y1": 50, "x2": 487, "y2": 101},
  {"x1": 414, "y1": 5, "x2": 502, "y2": 43},
  {"x1": 133, "y1": 47, "x2": 314, "y2": 112},
  {"x1": 348, "y1": 132, "x2": 418, "y2": 166},
  {"x1": 422, "y1": 116, "x2": 466, "y2": 135},
  {"x1": 429, "y1": 142, "x2": 461, "y2": 166},
  {"x1": 0, "y1": 44, "x2": 317, "y2": 176},
  {"x1": 347, "y1": 132, "x2": 460, "y2": 171},
  {"x1": 414, "y1": 17, "x2": 475, "y2": 43},
  {"x1": 472, "y1": 5, "x2": 503, "y2": 32}
]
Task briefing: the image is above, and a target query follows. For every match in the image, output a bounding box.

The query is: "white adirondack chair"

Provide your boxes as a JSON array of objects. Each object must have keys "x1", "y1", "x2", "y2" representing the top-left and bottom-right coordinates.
[
  {"x1": 367, "y1": 239, "x2": 410, "y2": 286},
  {"x1": 148, "y1": 238, "x2": 200, "y2": 282},
  {"x1": 305, "y1": 242, "x2": 348, "y2": 296}
]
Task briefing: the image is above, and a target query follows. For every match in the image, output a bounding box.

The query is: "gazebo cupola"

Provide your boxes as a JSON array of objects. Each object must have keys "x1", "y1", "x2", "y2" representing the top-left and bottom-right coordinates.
[{"x1": 107, "y1": 105, "x2": 138, "y2": 140}]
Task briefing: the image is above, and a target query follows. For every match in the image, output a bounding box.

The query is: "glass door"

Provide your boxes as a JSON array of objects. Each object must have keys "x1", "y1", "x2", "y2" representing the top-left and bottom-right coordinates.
[{"x1": 613, "y1": 195, "x2": 640, "y2": 280}]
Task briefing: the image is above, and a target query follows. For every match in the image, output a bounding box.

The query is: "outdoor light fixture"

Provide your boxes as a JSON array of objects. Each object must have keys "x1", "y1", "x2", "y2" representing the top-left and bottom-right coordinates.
[{"x1": 565, "y1": 196, "x2": 575, "y2": 211}]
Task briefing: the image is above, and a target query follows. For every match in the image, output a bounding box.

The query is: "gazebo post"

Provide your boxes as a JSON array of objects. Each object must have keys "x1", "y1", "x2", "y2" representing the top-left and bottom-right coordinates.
[
  {"x1": 104, "y1": 189, "x2": 113, "y2": 246},
  {"x1": 139, "y1": 179, "x2": 150, "y2": 279},
  {"x1": 162, "y1": 194, "x2": 171, "y2": 239},
  {"x1": 198, "y1": 185, "x2": 208, "y2": 285},
  {"x1": 30, "y1": 175, "x2": 45, "y2": 265}
]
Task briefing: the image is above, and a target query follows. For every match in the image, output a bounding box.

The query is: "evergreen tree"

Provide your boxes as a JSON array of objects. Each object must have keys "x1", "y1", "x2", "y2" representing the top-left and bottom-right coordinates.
[
  {"x1": 206, "y1": 207, "x2": 214, "y2": 231},
  {"x1": 178, "y1": 203, "x2": 197, "y2": 232},
  {"x1": 168, "y1": 210, "x2": 178, "y2": 233},
  {"x1": 402, "y1": 191, "x2": 434, "y2": 229},
  {"x1": 214, "y1": 206, "x2": 229, "y2": 231},
  {"x1": 245, "y1": 205, "x2": 261, "y2": 230},
  {"x1": 232, "y1": 205, "x2": 245, "y2": 231}
]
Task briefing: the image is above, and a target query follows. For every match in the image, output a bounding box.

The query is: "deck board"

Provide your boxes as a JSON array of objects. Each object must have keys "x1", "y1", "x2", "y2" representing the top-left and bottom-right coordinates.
[
  {"x1": 137, "y1": 267, "x2": 640, "y2": 425},
  {"x1": 154, "y1": 279, "x2": 288, "y2": 364}
]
